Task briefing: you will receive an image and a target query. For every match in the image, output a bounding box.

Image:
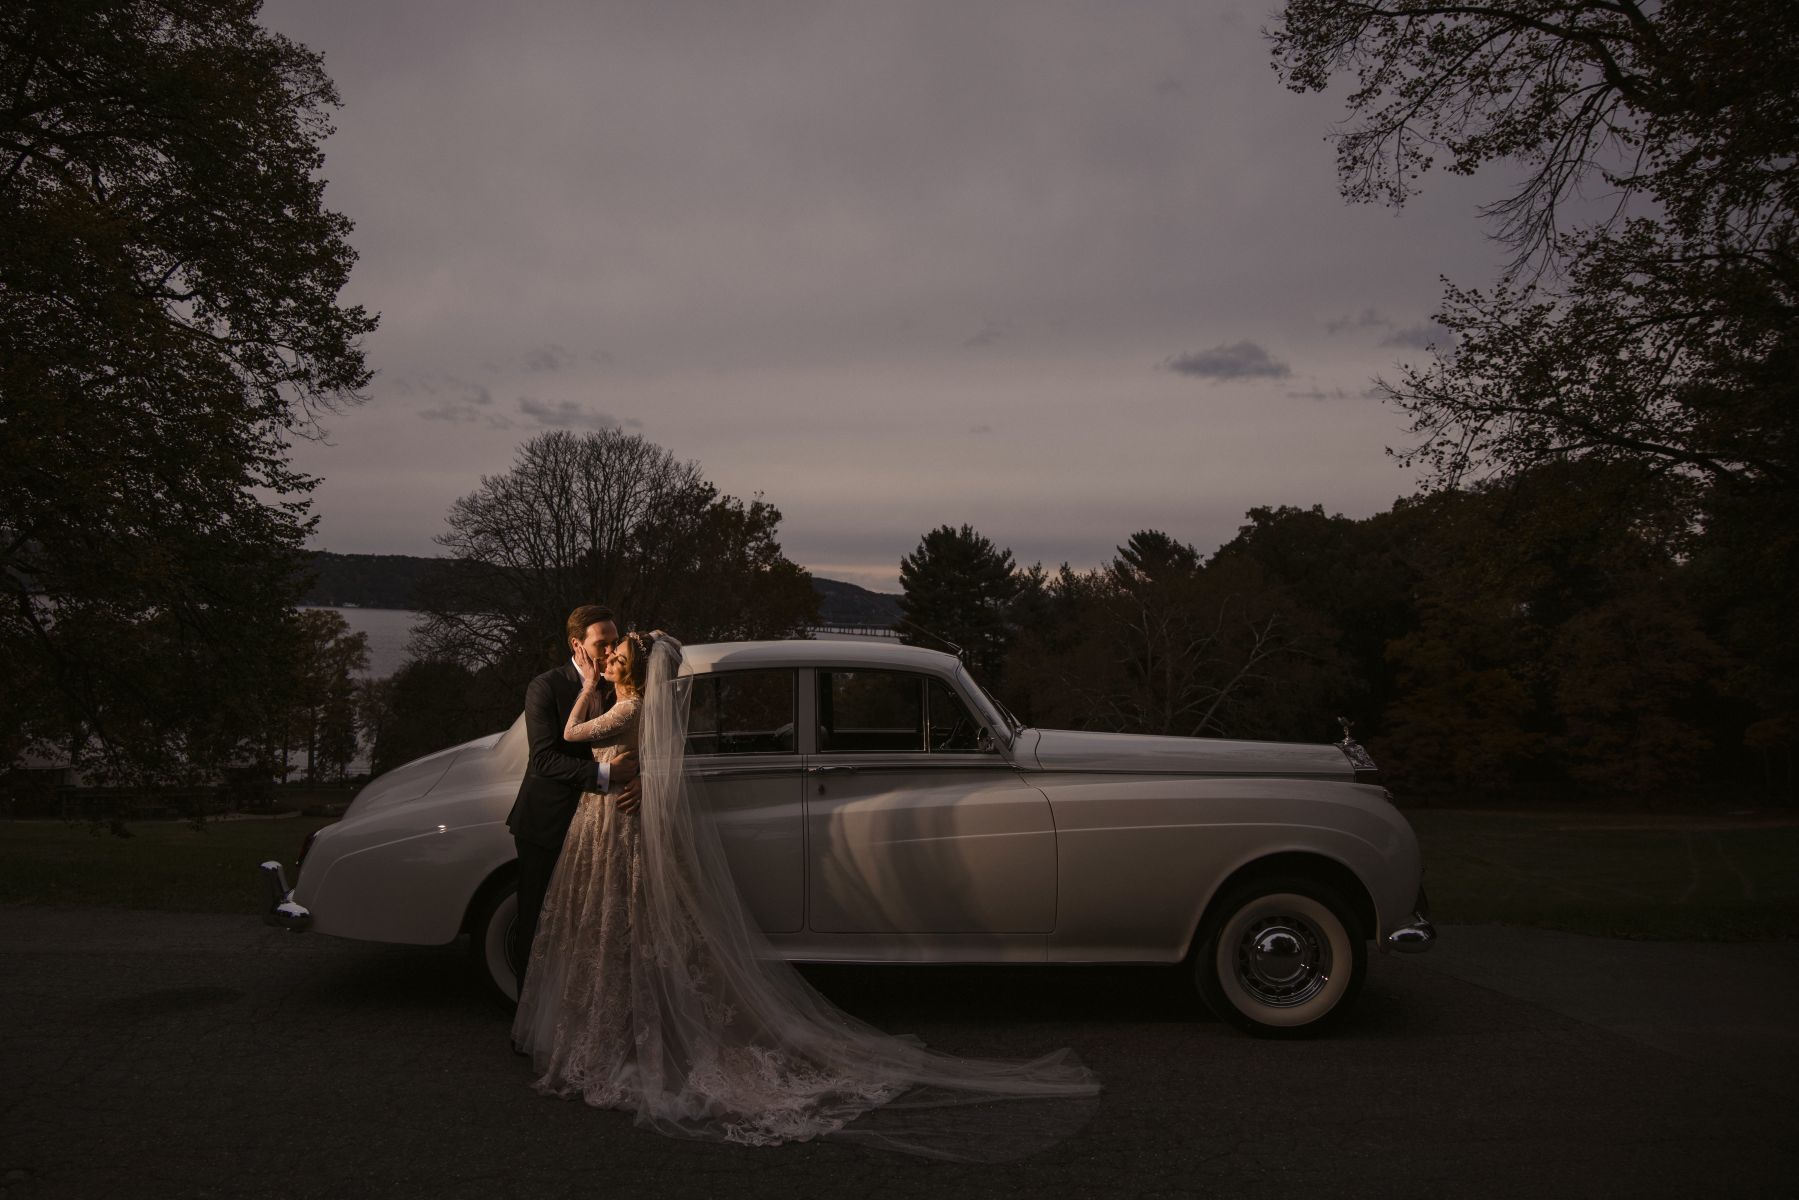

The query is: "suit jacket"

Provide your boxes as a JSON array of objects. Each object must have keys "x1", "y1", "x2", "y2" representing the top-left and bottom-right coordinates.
[{"x1": 506, "y1": 661, "x2": 611, "y2": 849}]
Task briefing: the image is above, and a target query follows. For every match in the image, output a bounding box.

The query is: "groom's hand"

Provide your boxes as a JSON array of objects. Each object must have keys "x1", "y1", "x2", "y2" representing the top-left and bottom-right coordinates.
[
  {"x1": 614, "y1": 778, "x2": 642, "y2": 814},
  {"x1": 610, "y1": 751, "x2": 639, "y2": 784}
]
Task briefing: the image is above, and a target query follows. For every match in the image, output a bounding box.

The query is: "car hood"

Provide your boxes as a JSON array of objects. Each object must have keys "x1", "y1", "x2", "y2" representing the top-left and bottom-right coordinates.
[
  {"x1": 1027, "y1": 727, "x2": 1352, "y2": 779},
  {"x1": 345, "y1": 725, "x2": 512, "y2": 818}
]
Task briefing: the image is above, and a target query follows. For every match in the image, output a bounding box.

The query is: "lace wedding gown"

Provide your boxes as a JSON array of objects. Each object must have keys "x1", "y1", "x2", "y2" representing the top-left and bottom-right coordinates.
[
  {"x1": 511, "y1": 639, "x2": 1099, "y2": 1157},
  {"x1": 511, "y1": 693, "x2": 646, "y2": 1107}
]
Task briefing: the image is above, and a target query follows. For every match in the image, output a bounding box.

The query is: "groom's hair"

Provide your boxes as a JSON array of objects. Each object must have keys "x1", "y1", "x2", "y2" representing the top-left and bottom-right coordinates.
[{"x1": 565, "y1": 604, "x2": 616, "y2": 645}]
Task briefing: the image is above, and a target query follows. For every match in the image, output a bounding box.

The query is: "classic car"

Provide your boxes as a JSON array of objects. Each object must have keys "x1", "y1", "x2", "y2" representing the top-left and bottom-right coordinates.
[{"x1": 260, "y1": 640, "x2": 1433, "y2": 1035}]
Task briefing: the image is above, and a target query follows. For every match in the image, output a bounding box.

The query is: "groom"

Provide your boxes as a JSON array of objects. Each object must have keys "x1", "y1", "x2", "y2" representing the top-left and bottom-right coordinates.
[{"x1": 505, "y1": 603, "x2": 639, "y2": 985}]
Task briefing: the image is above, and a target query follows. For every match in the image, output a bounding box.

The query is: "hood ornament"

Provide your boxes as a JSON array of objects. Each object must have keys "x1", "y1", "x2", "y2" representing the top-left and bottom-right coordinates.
[{"x1": 1334, "y1": 716, "x2": 1380, "y2": 779}]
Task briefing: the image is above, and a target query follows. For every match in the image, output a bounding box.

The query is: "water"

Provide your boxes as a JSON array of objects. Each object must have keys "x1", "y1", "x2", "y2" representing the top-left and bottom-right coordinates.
[
  {"x1": 302, "y1": 607, "x2": 420, "y2": 679},
  {"x1": 309, "y1": 610, "x2": 894, "y2": 681}
]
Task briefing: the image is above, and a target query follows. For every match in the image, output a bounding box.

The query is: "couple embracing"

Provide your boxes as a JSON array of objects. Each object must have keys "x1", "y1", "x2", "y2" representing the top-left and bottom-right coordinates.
[{"x1": 504, "y1": 604, "x2": 1099, "y2": 1156}]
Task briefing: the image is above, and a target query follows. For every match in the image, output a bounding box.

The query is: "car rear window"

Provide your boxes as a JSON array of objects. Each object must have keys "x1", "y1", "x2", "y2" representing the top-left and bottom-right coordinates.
[{"x1": 685, "y1": 670, "x2": 796, "y2": 755}]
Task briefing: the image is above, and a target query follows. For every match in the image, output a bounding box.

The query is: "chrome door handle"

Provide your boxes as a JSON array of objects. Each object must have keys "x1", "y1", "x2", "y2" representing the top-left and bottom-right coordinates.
[{"x1": 807, "y1": 764, "x2": 857, "y2": 774}]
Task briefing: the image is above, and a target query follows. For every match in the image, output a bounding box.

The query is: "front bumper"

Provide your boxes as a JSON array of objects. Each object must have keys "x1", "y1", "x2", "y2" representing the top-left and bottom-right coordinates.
[
  {"x1": 259, "y1": 861, "x2": 313, "y2": 931},
  {"x1": 1384, "y1": 886, "x2": 1435, "y2": 952},
  {"x1": 1385, "y1": 914, "x2": 1436, "y2": 952}
]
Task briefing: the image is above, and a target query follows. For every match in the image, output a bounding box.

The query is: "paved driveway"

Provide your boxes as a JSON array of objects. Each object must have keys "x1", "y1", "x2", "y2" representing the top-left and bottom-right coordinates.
[{"x1": 1, "y1": 909, "x2": 1794, "y2": 1199}]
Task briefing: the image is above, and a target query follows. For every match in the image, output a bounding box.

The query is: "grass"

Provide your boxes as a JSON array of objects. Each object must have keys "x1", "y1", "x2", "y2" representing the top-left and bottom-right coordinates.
[
  {"x1": 0, "y1": 815, "x2": 337, "y2": 913},
  {"x1": 1407, "y1": 807, "x2": 1799, "y2": 940},
  {"x1": 1, "y1": 807, "x2": 1794, "y2": 940}
]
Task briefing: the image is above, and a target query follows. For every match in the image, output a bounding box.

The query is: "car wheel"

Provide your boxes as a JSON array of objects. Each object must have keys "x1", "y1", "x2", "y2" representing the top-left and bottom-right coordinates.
[
  {"x1": 1194, "y1": 876, "x2": 1365, "y2": 1037},
  {"x1": 468, "y1": 881, "x2": 520, "y2": 1006}
]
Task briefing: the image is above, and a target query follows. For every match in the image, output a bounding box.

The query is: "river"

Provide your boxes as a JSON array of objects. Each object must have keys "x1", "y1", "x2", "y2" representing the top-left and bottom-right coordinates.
[{"x1": 302, "y1": 607, "x2": 421, "y2": 679}]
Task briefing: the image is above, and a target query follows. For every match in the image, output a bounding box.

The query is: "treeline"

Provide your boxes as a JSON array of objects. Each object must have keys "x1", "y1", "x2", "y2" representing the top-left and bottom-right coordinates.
[
  {"x1": 901, "y1": 462, "x2": 1798, "y2": 805},
  {"x1": 300, "y1": 551, "x2": 899, "y2": 626},
  {"x1": 302, "y1": 552, "x2": 441, "y2": 610}
]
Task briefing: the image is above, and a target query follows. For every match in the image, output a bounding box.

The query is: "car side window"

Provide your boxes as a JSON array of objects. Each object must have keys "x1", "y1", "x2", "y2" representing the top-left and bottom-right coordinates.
[
  {"x1": 685, "y1": 670, "x2": 796, "y2": 756},
  {"x1": 818, "y1": 669, "x2": 924, "y2": 752},
  {"x1": 818, "y1": 670, "x2": 992, "y2": 754}
]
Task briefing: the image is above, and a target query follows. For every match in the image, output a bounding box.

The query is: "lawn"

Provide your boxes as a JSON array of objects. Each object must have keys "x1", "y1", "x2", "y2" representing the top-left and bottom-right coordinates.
[
  {"x1": 1, "y1": 807, "x2": 1794, "y2": 940},
  {"x1": 1408, "y1": 807, "x2": 1799, "y2": 941},
  {"x1": 0, "y1": 815, "x2": 337, "y2": 914}
]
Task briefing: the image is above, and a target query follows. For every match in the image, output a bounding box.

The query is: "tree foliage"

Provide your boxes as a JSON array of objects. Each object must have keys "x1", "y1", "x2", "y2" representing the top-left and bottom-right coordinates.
[
  {"x1": 275, "y1": 609, "x2": 368, "y2": 783},
  {"x1": 993, "y1": 466, "x2": 1792, "y2": 802},
  {"x1": 1005, "y1": 531, "x2": 1346, "y2": 741},
  {"x1": 412, "y1": 429, "x2": 818, "y2": 690},
  {"x1": 358, "y1": 658, "x2": 513, "y2": 776},
  {"x1": 0, "y1": 1, "x2": 375, "y2": 783},
  {"x1": 897, "y1": 524, "x2": 1031, "y2": 683},
  {"x1": 1271, "y1": 0, "x2": 1799, "y2": 492}
]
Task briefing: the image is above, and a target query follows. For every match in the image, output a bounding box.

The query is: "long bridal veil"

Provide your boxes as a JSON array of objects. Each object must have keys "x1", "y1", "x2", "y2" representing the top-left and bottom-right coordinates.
[{"x1": 631, "y1": 637, "x2": 1100, "y2": 1158}]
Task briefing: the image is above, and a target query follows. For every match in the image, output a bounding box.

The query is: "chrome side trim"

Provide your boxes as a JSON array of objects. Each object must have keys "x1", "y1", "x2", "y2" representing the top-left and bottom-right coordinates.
[
  {"x1": 259, "y1": 861, "x2": 313, "y2": 931},
  {"x1": 804, "y1": 756, "x2": 1016, "y2": 772},
  {"x1": 694, "y1": 765, "x2": 804, "y2": 780}
]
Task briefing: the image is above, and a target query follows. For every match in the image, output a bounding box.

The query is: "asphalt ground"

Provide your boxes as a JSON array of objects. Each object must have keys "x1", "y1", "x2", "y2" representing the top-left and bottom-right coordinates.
[{"x1": 1, "y1": 909, "x2": 1794, "y2": 1200}]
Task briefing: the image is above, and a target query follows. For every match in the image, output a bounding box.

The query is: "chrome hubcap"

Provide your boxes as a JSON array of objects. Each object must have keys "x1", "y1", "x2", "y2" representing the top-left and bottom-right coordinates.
[{"x1": 1235, "y1": 914, "x2": 1331, "y2": 1007}]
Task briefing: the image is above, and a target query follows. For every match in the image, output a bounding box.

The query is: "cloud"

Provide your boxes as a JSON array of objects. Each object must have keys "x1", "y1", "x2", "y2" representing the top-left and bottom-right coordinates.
[
  {"x1": 1162, "y1": 340, "x2": 1291, "y2": 380},
  {"x1": 962, "y1": 320, "x2": 1006, "y2": 349},
  {"x1": 1325, "y1": 307, "x2": 1391, "y2": 334},
  {"x1": 1382, "y1": 322, "x2": 1453, "y2": 349},
  {"x1": 517, "y1": 395, "x2": 622, "y2": 430},
  {"x1": 1285, "y1": 386, "x2": 1350, "y2": 402},
  {"x1": 414, "y1": 380, "x2": 495, "y2": 422},
  {"x1": 521, "y1": 343, "x2": 577, "y2": 372}
]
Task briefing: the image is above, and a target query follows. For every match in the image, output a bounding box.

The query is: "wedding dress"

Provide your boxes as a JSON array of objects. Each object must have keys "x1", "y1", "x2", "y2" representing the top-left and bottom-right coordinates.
[{"x1": 511, "y1": 638, "x2": 1100, "y2": 1157}]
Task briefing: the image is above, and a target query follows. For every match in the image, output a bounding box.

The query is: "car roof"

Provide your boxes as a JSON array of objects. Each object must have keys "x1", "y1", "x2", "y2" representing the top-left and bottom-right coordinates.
[{"x1": 678, "y1": 639, "x2": 962, "y2": 676}]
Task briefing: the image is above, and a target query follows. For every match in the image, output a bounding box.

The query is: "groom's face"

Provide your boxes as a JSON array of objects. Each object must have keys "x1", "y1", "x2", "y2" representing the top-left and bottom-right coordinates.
[{"x1": 572, "y1": 620, "x2": 620, "y2": 664}]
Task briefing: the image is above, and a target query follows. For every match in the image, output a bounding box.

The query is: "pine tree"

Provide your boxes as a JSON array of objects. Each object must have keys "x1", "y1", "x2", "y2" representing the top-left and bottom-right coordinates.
[{"x1": 898, "y1": 525, "x2": 1025, "y2": 683}]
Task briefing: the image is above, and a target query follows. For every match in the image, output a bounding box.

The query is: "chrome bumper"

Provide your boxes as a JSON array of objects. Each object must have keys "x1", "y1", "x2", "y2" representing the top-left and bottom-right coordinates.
[
  {"x1": 260, "y1": 861, "x2": 313, "y2": 931},
  {"x1": 1385, "y1": 913, "x2": 1436, "y2": 952}
]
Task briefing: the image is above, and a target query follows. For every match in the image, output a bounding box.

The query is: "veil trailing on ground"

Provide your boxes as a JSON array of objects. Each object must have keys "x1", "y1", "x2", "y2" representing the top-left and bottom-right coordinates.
[{"x1": 630, "y1": 636, "x2": 1101, "y2": 1158}]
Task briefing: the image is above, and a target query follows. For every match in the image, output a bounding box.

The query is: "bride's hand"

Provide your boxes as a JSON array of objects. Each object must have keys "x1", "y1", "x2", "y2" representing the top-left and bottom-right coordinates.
[{"x1": 574, "y1": 645, "x2": 599, "y2": 688}]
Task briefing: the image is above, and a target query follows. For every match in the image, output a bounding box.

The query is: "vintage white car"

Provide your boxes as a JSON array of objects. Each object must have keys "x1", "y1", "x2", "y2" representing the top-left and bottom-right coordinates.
[{"x1": 261, "y1": 640, "x2": 1433, "y2": 1035}]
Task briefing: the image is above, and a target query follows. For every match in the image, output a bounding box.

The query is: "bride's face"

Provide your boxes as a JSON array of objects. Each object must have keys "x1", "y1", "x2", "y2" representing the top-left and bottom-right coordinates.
[{"x1": 602, "y1": 643, "x2": 631, "y2": 688}]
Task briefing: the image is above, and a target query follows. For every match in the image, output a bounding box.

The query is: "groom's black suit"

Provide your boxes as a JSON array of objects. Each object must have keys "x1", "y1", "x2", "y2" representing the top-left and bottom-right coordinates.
[{"x1": 506, "y1": 660, "x2": 610, "y2": 982}]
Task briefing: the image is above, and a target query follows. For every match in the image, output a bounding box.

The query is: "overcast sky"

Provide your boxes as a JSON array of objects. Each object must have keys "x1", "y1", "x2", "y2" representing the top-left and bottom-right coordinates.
[{"x1": 261, "y1": 0, "x2": 1511, "y2": 592}]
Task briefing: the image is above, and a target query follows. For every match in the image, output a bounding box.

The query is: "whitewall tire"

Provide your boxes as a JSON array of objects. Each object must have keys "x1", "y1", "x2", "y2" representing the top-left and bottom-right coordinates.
[
  {"x1": 1195, "y1": 877, "x2": 1365, "y2": 1037},
  {"x1": 468, "y1": 884, "x2": 520, "y2": 1006}
]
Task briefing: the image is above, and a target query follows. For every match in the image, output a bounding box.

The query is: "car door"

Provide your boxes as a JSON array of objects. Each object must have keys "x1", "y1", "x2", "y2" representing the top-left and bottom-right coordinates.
[
  {"x1": 687, "y1": 667, "x2": 805, "y2": 934},
  {"x1": 806, "y1": 668, "x2": 1056, "y2": 934}
]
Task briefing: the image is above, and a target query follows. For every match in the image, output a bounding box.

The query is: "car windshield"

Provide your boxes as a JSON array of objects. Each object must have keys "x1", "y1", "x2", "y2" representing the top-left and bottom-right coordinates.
[{"x1": 961, "y1": 669, "x2": 1023, "y2": 739}]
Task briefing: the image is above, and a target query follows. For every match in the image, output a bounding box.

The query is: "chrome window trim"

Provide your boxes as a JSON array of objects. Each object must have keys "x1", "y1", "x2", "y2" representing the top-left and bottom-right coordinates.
[{"x1": 812, "y1": 666, "x2": 1007, "y2": 761}]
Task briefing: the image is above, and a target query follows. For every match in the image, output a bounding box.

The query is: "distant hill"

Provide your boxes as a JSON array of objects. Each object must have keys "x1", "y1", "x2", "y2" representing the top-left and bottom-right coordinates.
[
  {"x1": 810, "y1": 576, "x2": 902, "y2": 626},
  {"x1": 300, "y1": 551, "x2": 901, "y2": 627},
  {"x1": 302, "y1": 552, "x2": 442, "y2": 610}
]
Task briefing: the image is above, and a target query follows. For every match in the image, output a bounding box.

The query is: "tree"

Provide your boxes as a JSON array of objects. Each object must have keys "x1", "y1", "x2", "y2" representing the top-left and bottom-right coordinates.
[
  {"x1": 1211, "y1": 503, "x2": 1422, "y2": 737},
  {"x1": 413, "y1": 429, "x2": 818, "y2": 690},
  {"x1": 898, "y1": 525, "x2": 1028, "y2": 682},
  {"x1": 277, "y1": 609, "x2": 368, "y2": 782},
  {"x1": 1005, "y1": 532, "x2": 1346, "y2": 741},
  {"x1": 1, "y1": 1, "x2": 376, "y2": 783},
  {"x1": 359, "y1": 659, "x2": 514, "y2": 776},
  {"x1": 1270, "y1": 1, "x2": 1799, "y2": 494}
]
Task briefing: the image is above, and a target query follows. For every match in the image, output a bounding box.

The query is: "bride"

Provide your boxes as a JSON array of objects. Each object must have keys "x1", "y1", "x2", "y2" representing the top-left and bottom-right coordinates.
[{"x1": 512, "y1": 630, "x2": 1100, "y2": 1156}]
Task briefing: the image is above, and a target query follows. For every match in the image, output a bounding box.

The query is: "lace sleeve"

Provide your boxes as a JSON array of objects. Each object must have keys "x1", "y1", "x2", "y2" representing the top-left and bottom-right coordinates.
[{"x1": 565, "y1": 696, "x2": 640, "y2": 745}]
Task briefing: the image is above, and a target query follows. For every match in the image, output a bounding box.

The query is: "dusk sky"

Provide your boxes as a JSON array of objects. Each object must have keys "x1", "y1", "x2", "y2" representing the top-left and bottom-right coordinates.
[{"x1": 261, "y1": 0, "x2": 1513, "y2": 592}]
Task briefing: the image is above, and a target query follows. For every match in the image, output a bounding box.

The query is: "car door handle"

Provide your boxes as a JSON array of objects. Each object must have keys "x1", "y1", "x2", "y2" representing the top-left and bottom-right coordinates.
[{"x1": 807, "y1": 765, "x2": 857, "y2": 775}]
